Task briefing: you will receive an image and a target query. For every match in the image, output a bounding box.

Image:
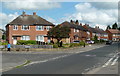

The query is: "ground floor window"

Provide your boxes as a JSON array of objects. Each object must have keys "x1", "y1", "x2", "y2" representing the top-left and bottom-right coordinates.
[
  {"x1": 21, "y1": 35, "x2": 30, "y2": 40},
  {"x1": 36, "y1": 35, "x2": 44, "y2": 42}
]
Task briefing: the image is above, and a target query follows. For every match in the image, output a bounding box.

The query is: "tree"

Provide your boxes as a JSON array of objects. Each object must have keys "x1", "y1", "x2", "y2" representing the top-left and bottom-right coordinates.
[
  {"x1": 2, "y1": 34, "x2": 6, "y2": 40},
  {"x1": 112, "y1": 22, "x2": 118, "y2": 29},
  {"x1": 106, "y1": 25, "x2": 111, "y2": 30},
  {"x1": 48, "y1": 25, "x2": 70, "y2": 47},
  {"x1": 93, "y1": 35, "x2": 98, "y2": 43},
  {"x1": 118, "y1": 27, "x2": 120, "y2": 31}
]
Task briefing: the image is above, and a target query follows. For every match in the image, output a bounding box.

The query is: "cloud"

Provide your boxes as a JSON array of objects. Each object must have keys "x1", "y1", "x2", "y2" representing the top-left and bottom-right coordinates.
[
  {"x1": 0, "y1": 12, "x2": 19, "y2": 29},
  {"x1": 3, "y1": 0, "x2": 61, "y2": 10},
  {"x1": 61, "y1": 2, "x2": 118, "y2": 30},
  {"x1": 90, "y1": 2, "x2": 118, "y2": 9},
  {"x1": 43, "y1": 16, "x2": 56, "y2": 24}
]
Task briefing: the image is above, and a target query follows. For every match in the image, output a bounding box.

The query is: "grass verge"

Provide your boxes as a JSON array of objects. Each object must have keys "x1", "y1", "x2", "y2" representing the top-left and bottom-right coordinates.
[{"x1": 15, "y1": 60, "x2": 31, "y2": 68}]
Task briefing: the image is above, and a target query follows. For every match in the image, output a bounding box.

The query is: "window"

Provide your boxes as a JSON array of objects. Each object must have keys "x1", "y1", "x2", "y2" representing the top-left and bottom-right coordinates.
[
  {"x1": 21, "y1": 36, "x2": 30, "y2": 40},
  {"x1": 22, "y1": 25, "x2": 29, "y2": 30},
  {"x1": 36, "y1": 26, "x2": 44, "y2": 31},
  {"x1": 46, "y1": 26, "x2": 50, "y2": 31},
  {"x1": 13, "y1": 25, "x2": 18, "y2": 30},
  {"x1": 36, "y1": 35, "x2": 44, "y2": 42}
]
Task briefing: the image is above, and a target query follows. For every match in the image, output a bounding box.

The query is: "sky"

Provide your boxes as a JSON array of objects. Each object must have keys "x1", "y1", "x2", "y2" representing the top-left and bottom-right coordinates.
[{"x1": 0, "y1": 0, "x2": 119, "y2": 30}]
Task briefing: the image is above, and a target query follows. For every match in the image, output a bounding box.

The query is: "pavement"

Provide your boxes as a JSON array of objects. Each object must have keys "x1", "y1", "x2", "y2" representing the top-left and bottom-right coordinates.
[
  {"x1": 1, "y1": 43, "x2": 106, "y2": 72},
  {"x1": 2, "y1": 42, "x2": 119, "y2": 74}
]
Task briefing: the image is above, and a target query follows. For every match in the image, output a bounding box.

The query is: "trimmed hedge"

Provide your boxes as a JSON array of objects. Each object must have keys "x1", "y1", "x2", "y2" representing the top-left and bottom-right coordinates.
[
  {"x1": 53, "y1": 44, "x2": 59, "y2": 48},
  {"x1": 17, "y1": 40, "x2": 37, "y2": 45},
  {"x1": 69, "y1": 43, "x2": 80, "y2": 47}
]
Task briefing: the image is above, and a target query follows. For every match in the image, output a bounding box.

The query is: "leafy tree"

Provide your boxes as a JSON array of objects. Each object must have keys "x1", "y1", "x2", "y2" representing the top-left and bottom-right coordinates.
[
  {"x1": 112, "y1": 22, "x2": 118, "y2": 29},
  {"x1": 106, "y1": 25, "x2": 111, "y2": 30},
  {"x1": 48, "y1": 25, "x2": 70, "y2": 47},
  {"x1": 93, "y1": 35, "x2": 98, "y2": 43},
  {"x1": 118, "y1": 27, "x2": 120, "y2": 31},
  {"x1": 2, "y1": 34, "x2": 6, "y2": 40}
]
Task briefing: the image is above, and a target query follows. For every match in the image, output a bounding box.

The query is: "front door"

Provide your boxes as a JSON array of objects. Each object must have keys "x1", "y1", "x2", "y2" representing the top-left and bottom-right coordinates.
[{"x1": 13, "y1": 37, "x2": 17, "y2": 45}]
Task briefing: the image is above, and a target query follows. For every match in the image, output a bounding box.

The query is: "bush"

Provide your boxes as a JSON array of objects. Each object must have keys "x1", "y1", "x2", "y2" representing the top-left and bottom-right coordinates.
[
  {"x1": 53, "y1": 44, "x2": 59, "y2": 48},
  {"x1": 27, "y1": 40, "x2": 37, "y2": 45},
  {"x1": 79, "y1": 41, "x2": 85, "y2": 46},
  {"x1": 2, "y1": 42, "x2": 8, "y2": 45},
  {"x1": 99, "y1": 39, "x2": 105, "y2": 43},
  {"x1": 69, "y1": 43, "x2": 80, "y2": 47},
  {"x1": 17, "y1": 40, "x2": 37, "y2": 45},
  {"x1": 0, "y1": 42, "x2": 2, "y2": 45}
]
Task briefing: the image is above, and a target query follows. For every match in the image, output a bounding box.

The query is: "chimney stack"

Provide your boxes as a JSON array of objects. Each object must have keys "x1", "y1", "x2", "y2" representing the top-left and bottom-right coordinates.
[
  {"x1": 22, "y1": 11, "x2": 26, "y2": 15},
  {"x1": 70, "y1": 20, "x2": 74, "y2": 24},
  {"x1": 80, "y1": 23, "x2": 82, "y2": 26},
  {"x1": 75, "y1": 20, "x2": 79, "y2": 25},
  {"x1": 33, "y1": 12, "x2": 36, "y2": 15}
]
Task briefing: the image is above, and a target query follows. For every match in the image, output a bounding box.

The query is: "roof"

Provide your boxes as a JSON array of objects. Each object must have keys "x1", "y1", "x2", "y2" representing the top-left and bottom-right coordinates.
[
  {"x1": 107, "y1": 29, "x2": 120, "y2": 34},
  {"x1": 95, "y1": 28, "x2": 107, "y2": 34},
  {"x1": 61, "y1": 21, "x2": 87, "y2": 31},
  {"x1": 84, "y1": 25, "x2": 98, "y2": 33},
  {"x1": 7, "y1": 13, "x2": 54, "y2": 26}
]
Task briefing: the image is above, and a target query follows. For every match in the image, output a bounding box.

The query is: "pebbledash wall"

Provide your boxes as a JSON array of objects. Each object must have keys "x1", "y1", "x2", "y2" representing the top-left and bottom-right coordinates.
[{"x1": 6, "y1": 25, "x2": 54, "y2": 44}]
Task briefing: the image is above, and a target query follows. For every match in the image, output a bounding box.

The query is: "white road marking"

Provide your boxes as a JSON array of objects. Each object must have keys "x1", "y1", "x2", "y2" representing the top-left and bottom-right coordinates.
[
  {"x1": 102, "y1": 54, "x2": 117, "y2": 67},
  {"x1": 25, "y1": 55, "x2": 70, "y2": 66},
  {"x1": 111, "y1": 56, "x2": 119, "y2": 66}
]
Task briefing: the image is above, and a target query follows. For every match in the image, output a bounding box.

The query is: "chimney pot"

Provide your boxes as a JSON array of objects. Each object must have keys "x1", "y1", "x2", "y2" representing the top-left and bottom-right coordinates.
[
  {"x1": 22, "y1": 11, "x2": 26, "y2": 15},
  {"x1": 80, "y1": 23, "x2": 82, "y2": 26},
  {"x1": 33, "y1": 12, "x2": 36, "y2": 15}
]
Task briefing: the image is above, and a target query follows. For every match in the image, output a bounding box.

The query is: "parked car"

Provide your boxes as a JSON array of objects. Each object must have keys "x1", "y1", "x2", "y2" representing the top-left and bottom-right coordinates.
[
  {"x1": 106, "y1": 40, "x2": 112, "y2": 45},
  {"x1": 86, "y1": 40, "x2": 95, "y2": 44},
  {"x1": 72, "y1": 40, "x2": 80, "y2": 43}
]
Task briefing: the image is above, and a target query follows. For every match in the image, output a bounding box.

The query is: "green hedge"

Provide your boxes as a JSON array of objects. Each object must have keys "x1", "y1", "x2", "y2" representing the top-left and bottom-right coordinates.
[
  {"x1": 70, "y1": 43, "x2": 80, "y2": 47},
  {"x1": 17, "y1": 40, "x2": 37, "y2": 45},
  {"x1": 53, "y1": 44, "x2": 59, "y2": 48}
]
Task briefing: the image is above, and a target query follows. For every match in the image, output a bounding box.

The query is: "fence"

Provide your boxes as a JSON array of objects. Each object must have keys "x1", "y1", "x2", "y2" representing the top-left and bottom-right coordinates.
[{"x1": 0, "y1": 45, "x2": 53, "y2": 49}]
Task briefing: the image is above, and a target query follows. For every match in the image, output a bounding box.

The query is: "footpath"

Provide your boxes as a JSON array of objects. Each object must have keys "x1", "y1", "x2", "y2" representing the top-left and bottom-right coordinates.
[{"x1": 1, "y1": 43, "x2": 106, "y2": 72}]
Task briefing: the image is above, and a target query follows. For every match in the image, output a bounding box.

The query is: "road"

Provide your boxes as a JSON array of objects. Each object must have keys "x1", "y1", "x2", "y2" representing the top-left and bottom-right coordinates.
[{"x1": 2, "y1": 42, "x2": 119, "y2": 74}]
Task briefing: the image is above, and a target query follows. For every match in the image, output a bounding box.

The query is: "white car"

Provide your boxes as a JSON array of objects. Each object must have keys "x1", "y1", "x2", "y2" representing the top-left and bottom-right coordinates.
[{"x1": 87, "y1": 40, "x2": 95, "y2": 44}]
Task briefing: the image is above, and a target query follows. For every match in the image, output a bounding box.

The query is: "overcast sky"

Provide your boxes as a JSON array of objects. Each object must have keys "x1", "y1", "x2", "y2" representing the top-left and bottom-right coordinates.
[{"x1": 0, "y1": 0, "x2": 119, "y2": 30}]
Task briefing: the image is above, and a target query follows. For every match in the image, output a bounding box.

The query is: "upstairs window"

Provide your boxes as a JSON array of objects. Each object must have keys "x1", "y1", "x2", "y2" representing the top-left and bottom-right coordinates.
[
  {"x1": 36, "y1": 26, "x2": 44, "y2": 31},
  {"x1": 13, "y1": 25, "x2": 18, "y2": 30},
  {"x1": 22, "y1": 25, "x2": 29, "y2": 30},
  {"x1": 46, "y1": 26, "x2": 50, "y2": 31}
]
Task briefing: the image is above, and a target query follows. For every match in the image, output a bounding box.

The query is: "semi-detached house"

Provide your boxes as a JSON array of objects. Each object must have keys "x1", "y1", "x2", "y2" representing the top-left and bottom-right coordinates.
[
  {"x1": 6, "y1": 12, "x2": 55, "y2": 44},
  {"x1": 60, "y1": 21, "x2": 88, "y2": 43},
  {"x1": 83, "y1": 24, "x2": 108, "y2": 40}
]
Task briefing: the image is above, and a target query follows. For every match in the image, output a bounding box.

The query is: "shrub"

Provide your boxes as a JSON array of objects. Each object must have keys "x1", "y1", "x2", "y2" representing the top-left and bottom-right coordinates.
[
  {"x1": 0, "y1": 42, "x2": 2, "y2": 45},
  {"x1": 26, "y1": 40, "x2": 37, "y2": 45},
  {"x1": 79, "y1": 41, "x2": 85, "y2": 46},
  {"x1": 17, "y1": 40, "x2": 37, "y2": 45},
  {"x1": 53, "y1": 44, "x2": 59, "y2": 48},
  {"x1": 2, "y1": 42, "x2": 8, "y2": 45},
  {"x1": 69, "y1": 43, "x2": 80, "y2": 47},
  {"x1": 100, "y1": 39, "x2": 105, "y2": 43}
]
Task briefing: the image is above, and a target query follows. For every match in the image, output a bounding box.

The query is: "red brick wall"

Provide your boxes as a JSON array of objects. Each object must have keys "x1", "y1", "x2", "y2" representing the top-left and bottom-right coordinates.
[{"x1": 6, "y1": 25, "x2": 53, "y2": 44}]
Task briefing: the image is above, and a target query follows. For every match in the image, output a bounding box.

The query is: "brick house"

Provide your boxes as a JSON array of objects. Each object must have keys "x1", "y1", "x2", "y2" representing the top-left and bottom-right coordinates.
[
  {"x1": 83, "y1": 25, "x2": 108, "y2": 40},
  {"x1": 94, "y1": 26, "x2": 108, "y2": 40},
  {"x1": 83, "y1": 24, "x2": 97, "y2": 40},
  {"x1": 6, "y1": 12, "x2": 55, "y2": 44},
  {"x1": 60, "y1": 21, "x2": 88, "y2": 43},
  {"x1": 106, "y1": 29, "x2": 120, "y2": 41}
]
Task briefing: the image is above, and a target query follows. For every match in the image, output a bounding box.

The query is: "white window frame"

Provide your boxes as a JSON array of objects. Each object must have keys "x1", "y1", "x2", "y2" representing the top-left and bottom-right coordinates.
[
  {"x1": 46, "y1": 26, "x2": 50, "y2": 31},
  {"x1": 21, "y1": 35, "x2": 30, "y2": 40},
  {"x1": 36, "y1": 35, "x2": 44, "y2": 42},
  {"x1": 13, "y1": 25, "x2": 18, "y2": 30},
  {"x1": 22, "y1": 25, "x2": 30, "y2": 30},
  {"x1": 36, "y1": 26, "x2": 44, "y2": 31}
]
